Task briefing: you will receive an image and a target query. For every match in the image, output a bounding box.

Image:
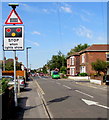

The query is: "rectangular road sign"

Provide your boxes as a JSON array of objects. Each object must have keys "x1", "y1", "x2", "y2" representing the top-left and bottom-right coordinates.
[{"x1": 3, "y1": 25, "x2": 24, "y2": 51}]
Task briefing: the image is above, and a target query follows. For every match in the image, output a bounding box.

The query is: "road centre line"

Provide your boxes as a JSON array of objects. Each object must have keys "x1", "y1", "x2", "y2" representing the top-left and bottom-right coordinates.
[
  {"x1": 75, "y1": 90, "x2": 94, "y2": 98},
  {"x1": 63, "y1": 85, "x2": 72, "y2": 89}
]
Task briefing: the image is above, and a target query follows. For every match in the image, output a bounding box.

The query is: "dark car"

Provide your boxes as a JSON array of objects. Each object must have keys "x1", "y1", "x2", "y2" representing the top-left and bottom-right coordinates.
[{"x1": 105, "y1": 75, "x2": 109, "y2": 85}]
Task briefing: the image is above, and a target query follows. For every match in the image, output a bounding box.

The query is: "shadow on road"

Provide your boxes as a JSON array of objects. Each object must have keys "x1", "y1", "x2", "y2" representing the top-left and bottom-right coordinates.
[
  {"x1": 22, "y1": 88, "x2": 32, "y2": 92},
  {"x1": 7, "y1": 97, "x2": 28, "y2": 119},
  {"x1": 74, "y1": 81, "x2": 90, "y2": 83},
  {"x1": 47, "y1": 96, "x2": 71, "y2": 105}
]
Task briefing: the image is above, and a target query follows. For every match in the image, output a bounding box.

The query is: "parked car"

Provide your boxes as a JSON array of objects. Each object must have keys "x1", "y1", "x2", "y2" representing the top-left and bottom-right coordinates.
[
  {"x1": 8, "y1": 78, "x2": 25, "y2": 89},
  {"x1": 2, "y1": 75, "x2": 13, "y2": 79},
  {"x1": 2, "y1": 76, "x2": 25, "y2": 89},
  {"x1": 106, "y1": 75, "x2": 109, "y2": 85},
  {"x1": 106, "y1": 79, "x2": 109, "y2": 85}
]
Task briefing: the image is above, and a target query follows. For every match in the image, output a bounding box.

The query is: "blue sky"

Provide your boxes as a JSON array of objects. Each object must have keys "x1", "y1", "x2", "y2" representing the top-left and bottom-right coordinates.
[{"x1": 0, "y1": 2, "x2": 107, "y2": 69}]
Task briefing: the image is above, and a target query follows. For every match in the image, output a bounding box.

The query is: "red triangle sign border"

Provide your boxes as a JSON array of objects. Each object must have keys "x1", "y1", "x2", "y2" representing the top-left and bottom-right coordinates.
[{"x1": 5, "y1": 9, "x2": 23, "y2": 24}]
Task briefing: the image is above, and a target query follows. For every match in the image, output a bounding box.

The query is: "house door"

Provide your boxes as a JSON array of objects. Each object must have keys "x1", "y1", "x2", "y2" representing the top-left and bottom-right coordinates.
[
  {"x1": 80, "y1": 66, "x2": 86, "y2": 73},
  {"x1": 70, "y1": 68, "x2": 74, "y2": 75}
]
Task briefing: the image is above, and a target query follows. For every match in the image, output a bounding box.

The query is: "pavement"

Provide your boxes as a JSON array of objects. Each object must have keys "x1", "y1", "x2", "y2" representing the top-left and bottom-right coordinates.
[{"x1": 8, "y1": 77, "x2": 49, "y2": 119}]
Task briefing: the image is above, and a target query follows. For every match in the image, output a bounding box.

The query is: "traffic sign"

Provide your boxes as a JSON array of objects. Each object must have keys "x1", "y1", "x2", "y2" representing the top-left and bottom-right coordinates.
[
  {"x1": 5, "y1": 9, "x2": 23, "y2": 24},
  {"x1": 3, "y1": 25, "x2": 24, "y2": 51}
]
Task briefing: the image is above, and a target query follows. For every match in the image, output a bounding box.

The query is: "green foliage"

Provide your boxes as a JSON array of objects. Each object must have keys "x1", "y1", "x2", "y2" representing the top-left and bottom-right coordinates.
[
  {"x1": 42, "y1": 66, "x2": 48, "y2": 74},
  {"x1": 5, "y1": 59, "x2": 22, "y2": 71},
  {"x1": 91, "y1": 59, "x2": 107, "y2": 75},
  {"x1": 78, "y1": 73, "x2": 88, "y2": 76},
  {"x1": 47, "y1": 51, "x2": 67, "y2": 71},
  {"x1": 0, "y1": 78, "x2": 9, "y2": 94},
  {"x1": 67, "y1": 44, "x2": 90, "y2": 56},
  {"x1": 60, "y1": 66, "x2": 67, "y2": 74}
]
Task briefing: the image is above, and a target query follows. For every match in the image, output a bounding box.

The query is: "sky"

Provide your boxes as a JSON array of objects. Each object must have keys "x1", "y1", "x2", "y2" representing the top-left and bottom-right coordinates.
[{"x1": 0, "y1": 1, "x2": 107, "y2": 69}]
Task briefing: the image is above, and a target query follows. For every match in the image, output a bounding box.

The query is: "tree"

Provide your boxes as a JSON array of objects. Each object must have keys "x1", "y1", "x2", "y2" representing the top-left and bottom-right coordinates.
[
  {"x1": 5, "y1": 59, "x2": 22, "y2": 71},
  {"x1": 60, "y1": 66, "x2": 67, "y2": 74},
  {"x1": 67, "y1": 44, "x2": 90, "y2": 56},
  {"x1": 91, "y1": 59, "x2": 108, "y2": 75},
  {"x1": 46, "y1": 51, "x2": 67, "y2": 71},
  {"x1": 42, "y1": 65, "x2": 48, "y2": 74}
]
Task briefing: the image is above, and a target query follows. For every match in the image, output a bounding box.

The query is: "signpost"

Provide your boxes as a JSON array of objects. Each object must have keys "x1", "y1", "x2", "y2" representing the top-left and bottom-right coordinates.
[
  {"x1": 3, "y1": 25, "x2": 24, "y2": 51},
  {"x1": 5, "y1": 9, "x2": 23, "y2": 24},
  {"x1": 3, "y1": 3, "x2": 24, "y2": 107}
]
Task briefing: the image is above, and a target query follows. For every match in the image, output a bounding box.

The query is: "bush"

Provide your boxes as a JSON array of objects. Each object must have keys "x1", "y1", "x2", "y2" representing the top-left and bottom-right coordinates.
[
  {"x1": 0, "y1": 78, "x2": 9, "y2": 94},
  {"x1": 78, "y1": 73, "x2": 88, "y2": 76},
  {"x1": 60, "y1": 66, "x2": 67, "y2": 74}
]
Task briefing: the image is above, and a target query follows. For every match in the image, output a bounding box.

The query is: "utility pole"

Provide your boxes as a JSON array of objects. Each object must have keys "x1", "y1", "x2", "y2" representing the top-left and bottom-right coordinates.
[
  {"x1": 2, "y1": 49, "x2": 5, "y2": 71},
  {"x1": 26, "y1": 47, "x2": 31, "y2": 78}
]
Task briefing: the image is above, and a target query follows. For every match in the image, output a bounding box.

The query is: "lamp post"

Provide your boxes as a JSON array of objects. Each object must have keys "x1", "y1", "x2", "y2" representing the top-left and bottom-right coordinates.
[{"x1": 26, "y1": 47, "x2": 31, "y2": 74}]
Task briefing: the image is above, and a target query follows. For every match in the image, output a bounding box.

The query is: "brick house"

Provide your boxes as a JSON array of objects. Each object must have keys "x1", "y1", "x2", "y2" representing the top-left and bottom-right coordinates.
[
  {"x1": 67, "y1": 44, "x2": 109, "y2": 76},
  {"x1": 67, "y1": 52, "x2": 80, "y2": 76}
]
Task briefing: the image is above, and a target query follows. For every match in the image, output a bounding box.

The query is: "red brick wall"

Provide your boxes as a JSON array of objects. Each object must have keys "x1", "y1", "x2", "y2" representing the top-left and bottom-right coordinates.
[
  {"x1": 76, "y1": 56, "x2": 80, "y2": 74},
  {"x1": 85, "y1": 52, "x2": 106, "y2": 74},
  {"x1": 67, "y1": 58, "x2": 70, "y2": 68}
]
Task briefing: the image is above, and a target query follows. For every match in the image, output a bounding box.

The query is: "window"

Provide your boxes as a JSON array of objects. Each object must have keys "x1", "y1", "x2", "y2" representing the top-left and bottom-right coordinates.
[
  {"x1": 70, "y1": 56, "x2": 74, "y2": 65},
  {"x1": 82, "y1": 54, "x2": 85, "y2": 63},
  {"x1": 106, "y1": 53, "x2": 109, "y2": 61}
]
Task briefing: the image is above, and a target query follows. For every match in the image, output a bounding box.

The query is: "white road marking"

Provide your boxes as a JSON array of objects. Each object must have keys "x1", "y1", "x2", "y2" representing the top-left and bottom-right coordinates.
[
  {"x1": 35, "y1": 81, "x2": 45, "y2": 95},
  {"x1": 56, "y1": 82, "x2": 61, "y2": 85},
  {"x1": 82, "y1": 98, "x2": 109, "y2": 110},
  {"x1": 63, "y1": 85, "x2": 72, "y2": 89},
  {"x1": 75, "y1": 90, "x2": 94, "y2": 98},
  {"x1": 75, "y1": 82, "x2": 106, "y2": 91}
]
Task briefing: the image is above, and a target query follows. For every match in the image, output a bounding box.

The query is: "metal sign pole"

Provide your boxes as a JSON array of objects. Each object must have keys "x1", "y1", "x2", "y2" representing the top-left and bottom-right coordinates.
[
  {"x1": 14, "y1": 50, "x2": 17, "y2": 106},
  {"x1": 4, "y1": 3, "x2": 24, "y2": 107},
  {"x1": 3, "y1": 50, "x2": 5, "y2": 71}
]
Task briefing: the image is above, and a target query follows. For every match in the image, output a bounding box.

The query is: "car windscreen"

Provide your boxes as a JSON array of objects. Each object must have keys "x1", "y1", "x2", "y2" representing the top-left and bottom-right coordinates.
[{"x1": 53, "y1": 71, "x2": 59, "y2": 75}]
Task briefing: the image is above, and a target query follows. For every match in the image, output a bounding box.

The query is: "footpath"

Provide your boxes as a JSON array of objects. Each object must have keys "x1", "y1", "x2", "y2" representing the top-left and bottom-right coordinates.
[{"x1": 8, "y1": 78, "x2": 49, "y2": 119}]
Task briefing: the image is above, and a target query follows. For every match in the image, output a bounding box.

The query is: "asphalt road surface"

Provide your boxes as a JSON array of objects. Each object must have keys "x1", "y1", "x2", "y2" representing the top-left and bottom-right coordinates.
[{"x1": 33, "y1": 76, "x2": 109, "y2": 119}]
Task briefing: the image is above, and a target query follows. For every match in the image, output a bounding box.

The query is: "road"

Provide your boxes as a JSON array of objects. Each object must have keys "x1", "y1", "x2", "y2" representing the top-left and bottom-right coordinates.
[{"x1": 33, "y1": 76, "x2": 109, "y2": 119}]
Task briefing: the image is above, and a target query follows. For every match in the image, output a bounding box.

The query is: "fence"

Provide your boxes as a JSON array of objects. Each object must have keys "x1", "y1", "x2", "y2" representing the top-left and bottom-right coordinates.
[{"x1": 2, "y1": 86, "x2": 15, "y2": 119}]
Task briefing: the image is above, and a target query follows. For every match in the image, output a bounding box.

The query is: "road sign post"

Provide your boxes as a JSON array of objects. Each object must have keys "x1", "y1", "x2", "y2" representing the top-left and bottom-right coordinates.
[
  {"x1": 3, "y1": 3, "x2": 24, "y2": 107},
  {"x1": 3, "y1": 25, "x2": 24, "y2": 51}
]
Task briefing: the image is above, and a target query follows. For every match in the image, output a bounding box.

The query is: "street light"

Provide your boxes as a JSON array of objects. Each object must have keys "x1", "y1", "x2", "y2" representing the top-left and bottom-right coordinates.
[{"x1": 26, "y1": 47, "x2": 31, "y2": 73}]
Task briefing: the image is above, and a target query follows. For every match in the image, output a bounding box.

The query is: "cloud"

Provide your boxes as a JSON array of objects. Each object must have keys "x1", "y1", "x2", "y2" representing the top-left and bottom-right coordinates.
[
  {"x1": 74, "y1": 25, "x2": 93, "y2": 39},
  {"x1": 80, "y1": 15, "x2": 90, "y2": 22},
  {"x1": 42, "y1": 9, "x2": 49, "y2": 13},
  {"x1": 95, "y1": 36, "x2": 107, "y2": 43},
  {"x1": 80, "y1": 9, "x2": 93, "y2": 22},
  {"x1": 33, "y1": 42, "x2": 40, "y2": 46},
  {"x1": 27, "y1": 40, "x2": 40, "y2": 47},
  {"x1": 82, "y1": 9, "x2": 93, "y2": 16},
  {"x1": 20, "y1": 3, "x2": 34, "y2": 12},
  {"x1": 60, "y1": 6, "x2": 72, "y2": 13},
  {"x1": 32, "y1": 31, "x2": 41, "y2": 35},
  {"x1": 20, "y1": 3, "x2": 56, "y2": 14}
]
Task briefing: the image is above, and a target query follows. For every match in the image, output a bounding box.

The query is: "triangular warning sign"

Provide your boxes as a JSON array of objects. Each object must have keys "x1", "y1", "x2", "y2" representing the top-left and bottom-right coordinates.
[{"x1": 5, "y1": 9, "x2": 23, "y2": 24}]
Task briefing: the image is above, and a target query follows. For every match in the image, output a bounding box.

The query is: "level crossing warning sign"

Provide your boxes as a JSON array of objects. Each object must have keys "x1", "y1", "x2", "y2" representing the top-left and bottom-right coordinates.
[
  {"x1": 3, "y1": 25, "x2": 24, "y2": 51},
  {"x1": 5, "y1": 9, "x2": 23, "y2": 24}
]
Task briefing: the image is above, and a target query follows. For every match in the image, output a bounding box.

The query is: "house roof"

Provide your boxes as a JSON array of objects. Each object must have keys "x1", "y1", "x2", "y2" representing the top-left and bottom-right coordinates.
[
  {"x1": 67, "y1": 44, "x2": 109, "y2": 59},
  {"x1": 79, "y1": 44, "x2": 109, "y2": 54},
  {"x1": 67, "y1": 52, "x2": 79, "y2": 59}
]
